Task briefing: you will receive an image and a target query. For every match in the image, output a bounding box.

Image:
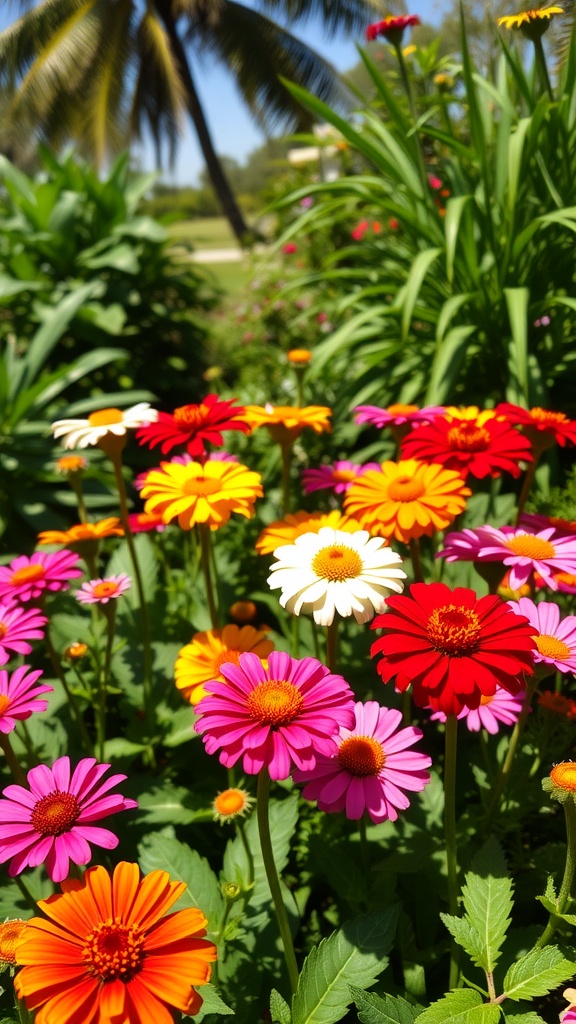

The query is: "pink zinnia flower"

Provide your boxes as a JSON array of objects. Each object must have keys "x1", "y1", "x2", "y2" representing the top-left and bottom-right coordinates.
[
  {"x1": 301, "y1": 460, "x2": 381, "y2": 495},
  {"x1": 0, "y1": 550, "x2": 82, "y2": 604},
  {"x1": 0, "y1": 666, "x2": 53, "y2": 733},
  {"x1": 0, "y1": 756, "x2": 137, "y2": 882},
  {"x1": 440, "y1": 525, "x2": 576, "y2": 591},
  {"x1": 366, "y1": 15, "x2": 421, "y2": 41},
  {"x1": 195, "y1": 651, "x2": 355, "y2": 780},
  {"x1": 520, "y1": 512, "x2": 576, "y2": 537},
  {"x1": 294, "y1": 700, "x2": 431, "y2": 823},
  {"x1": 282, "y1": 242, "x2": 298, "y2": 254},
  {"x1": 0, "y1": 603, "x2": 47, "y2": 665},
  {"x1": 429, "y1": 685, "x2": 525, "y2": 734},
  {"x1": 354, "y1": 403, "x2": 445, "y2": 429},
  {"x1": 75, "y1": 574, "x2": 132, "y2": 605},
  {"x1": 508, "y1": 597, "x2": 576, "y2": 674}
]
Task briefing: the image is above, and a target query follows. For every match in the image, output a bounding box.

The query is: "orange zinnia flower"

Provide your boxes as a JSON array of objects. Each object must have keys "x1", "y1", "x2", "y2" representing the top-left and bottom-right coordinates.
[
  {"x1": 344, "y1": 460, "x2": 470, "y2": 544},
  {"x1": 256, "y1": 509, "x2": 363, "y2": 556},
  {"x1": 175, "y1": 623, "x2": 274, "y2": 705},
  {"x1": 37, "y1": 517, "x2": 124, "y2": 547},
  {"x1": 0, "y1": 918, "x2": 26, "y2": 965},
  {"x1": 538, "y1": 691, "x2": 576, "y2": 720},
  {"x1": 141, "y1": 460, "x2": 263, "y2": 531},
  {"x1": 15, "y1": 861, "x2": 217, "y2": 1024},
  {"x1": 244, "y1": 403, "x2": 332, "y2": 445}
]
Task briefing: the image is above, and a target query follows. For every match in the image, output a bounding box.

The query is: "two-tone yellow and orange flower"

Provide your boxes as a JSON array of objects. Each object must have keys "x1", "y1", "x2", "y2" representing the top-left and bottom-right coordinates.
[
  {"x1": 256, "y1": 510, "x2": 363, "y2": 556},
  {"x1": 498, "y1": 7, "x2": 562, "y2": 37},
  {"x1": 37, "y1": 518, "x2": 124, "y2": 548},
  {"x1": 244, "y1": 403, "x2": 332, "y2": 446},
  {"x1": 142, "y1": 460, "x2": 263, "y2": 531},
  {"x1": 175, "y1": 624, "x2": 275, "y2": 705}
]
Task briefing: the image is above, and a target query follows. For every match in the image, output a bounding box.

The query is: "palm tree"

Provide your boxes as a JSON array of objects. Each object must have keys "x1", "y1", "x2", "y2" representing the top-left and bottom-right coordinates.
[{"x1": 0, "y1": 0, "x2": 396, "y2": 241}]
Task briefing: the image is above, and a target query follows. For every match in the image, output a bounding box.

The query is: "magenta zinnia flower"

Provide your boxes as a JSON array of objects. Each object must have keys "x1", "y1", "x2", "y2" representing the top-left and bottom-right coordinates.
[
  {"x1": 195, "y1": 651, "x2": 355, "y2": 780},
  {"x1": 440, "y1": 525, "x2": 576, "y2": 591},
  {"x1": 0, "y1": 666, "x2": 53, "y2": 733},
  {"x1": 0, "y1": 550, "x2": 82, "y2": 604},
  {"x1": 0, "y1": 756, "x2": 137, "y2": 882},
  {"x1": 0, "y1": 603, "x2": 47, "y2": 665},
  {"x1": 429, "y1": 685, "x2": 525, "y2": 734},
  {"x1": 354, "y1": 403, "x2": 444, "y2": 430},
  {"x1": 301, "y1": 460, "x2": 380, "y2": 495},
  {"x1": 508, "y1": 597, "x2": 576, "y2": 674},
  {"x1": 294, "y1": 700, "x2": 431, "y2": 823},
  {"x1": 75, "y1": 573, "x2": 132, "y2": 605}
]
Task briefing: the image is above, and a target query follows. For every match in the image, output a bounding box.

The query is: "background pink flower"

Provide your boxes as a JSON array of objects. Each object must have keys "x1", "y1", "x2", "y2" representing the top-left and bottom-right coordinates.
[
  {"x1": 354, "y1": 404, "x2": 445, "y2": 429},
  {"x1": 439, "y1": 525, "x2": 576, "y2": 591},
  {"x1": 508, "y1": 597, "x2": 576, "y2": 674},
  {"x1": 0, "y1": 603, "x2": 47, "y2": 665},
  {"x1": 0, "y1": 550, "x2": 82, "y2": 603},
  {"x1": 429, "y1": 685, "x2": 525, "y2": 734},
  {"x1": 0, "y1": 666, "x2": 53, "y2": 733},
  {"x1": 75, "y1": 574, "x2": 132, "y2": 605},
  {"x1": 294, "y1": 700, "x2": 431, "y2": 823},
  {"x1": 301, "y1": 460, "x2": 380, "y2": 495},
  {"x1": 195, "y1": 651, "x2": 354, "y2": 780},
  {"x1": 0, "y1": 756, "x2": 137, "y2": 882}
]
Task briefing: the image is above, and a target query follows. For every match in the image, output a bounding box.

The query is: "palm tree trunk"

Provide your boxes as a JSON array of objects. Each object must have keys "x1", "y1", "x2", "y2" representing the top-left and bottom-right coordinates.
[{"x1": 155, "y1": 0, "x2": 249, "y2": 242}]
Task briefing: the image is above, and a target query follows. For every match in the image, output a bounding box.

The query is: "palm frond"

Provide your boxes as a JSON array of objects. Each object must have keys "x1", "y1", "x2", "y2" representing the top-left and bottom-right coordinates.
[
  {"x1": 247, "y1": 0, "x2": 403, "y2": 38},
  {"x1": 0, "y1": 0, "x2": 89, "y2": 84},
  {"x1": 130, "y1": 8, "x2": 187, "y2": 165}
]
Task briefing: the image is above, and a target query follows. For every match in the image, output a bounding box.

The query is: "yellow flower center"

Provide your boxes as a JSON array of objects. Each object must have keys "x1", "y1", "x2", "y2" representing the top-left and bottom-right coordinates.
[
  {"x1": 87, "y1": 408, "x2": 124, "y2": 427},
  {"x1": 246, "y1": 679, "x2": 304, "y2": 726},
  {"x1": 530, "y1": 407, "x2": 567, "y2": 426},
  {"x1": 0, "y1": 694, "x2": 11, "y2": 717},
  {"x1": 173, "y1": 403, "x2": 210, "y2": 429},
  {"x1": 446, "y1": 422, "x2": 491, "y2": 452},
  {"x1": 550, "y1": 762, "x2": 576, "y2": 793},
  {"x1": 0, "y1": 920, "x2": 26, "y2": 965},
  {"x1": 10, "y1": 564, "x2": 46, "y2": 586},
  {"x1": 312, "y1": 544, "x2": 363, "y2": 582},
  {"x1": 505, "y1": 536, "x2": 556, "y2": 560},
  {"x1": 92, "y1": 581, "x2": 120, "y2": 599},
  {"x1": 387, "y1": 475, "x2": 425, "y2": 502},
  {"x1": 535, "y1": 634, "x2": 571, "y2": 661},
  {"x1": 83, "y1": 922, "x2": 144, "y2": 981},
  {"x1": 30, "y1": 791, "x2": 80, "y2": 836},
  {"x1": 338, "y1": 736, "x2": 385, "y2": 776},
  {"x1": 426, "y1": 605, "x2": 482, "y2": 655},
  {"x1": 387, "y1": 404, "x2": 418, "y2": 416},
  {"x1": 183, "y1": 477, "x2": 222, "y2": 496},
  {"x1": 214, "y1": 788, "x2": 248, "y2": 816},
  {"x1": 332, "y1": 469, "x2": 356, "y2": 484}
]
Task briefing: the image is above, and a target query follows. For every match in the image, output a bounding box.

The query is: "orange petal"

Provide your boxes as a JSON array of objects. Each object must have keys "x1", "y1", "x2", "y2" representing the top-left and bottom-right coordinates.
[{"x1": 145, "y1": 909, "x2": 208, "y2": 950}]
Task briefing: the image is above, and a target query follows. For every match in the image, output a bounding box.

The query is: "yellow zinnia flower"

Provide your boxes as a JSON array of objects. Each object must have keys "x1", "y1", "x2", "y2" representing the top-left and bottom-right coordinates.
[
  {"x1": 498, "y1": 7, "x2": 562, "y2": 37},
  {"x1": 141, "y1": 460, "x2": 263, "y2": 531},
  {"x1": 256, "y1": 509, "x2": 363, "y2": 556},
  {"x1": 244, "y1": 403, "x2": 332, "y2": 445},
  {"x1": 37, "y1": 518, "x2": 124, "y2": 547},
  {"x1": 175, "y1": 624, "x2": 274, "y2": 705}
]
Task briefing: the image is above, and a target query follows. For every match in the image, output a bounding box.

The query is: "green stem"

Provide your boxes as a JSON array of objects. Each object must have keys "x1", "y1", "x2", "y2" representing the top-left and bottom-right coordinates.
[
  {"x1": 515, "y1": 451, "x2": 541, "y2": 525},
  {"x1": 393, "y1": 42, "x2": 429, "y2": 196},
  {"x1": 409, "y1": 537, "x2": 425, "y2": 583},
  {"x1": 280, "y1": 443, "x2": 293, "y2": 517},
  {"x1": 533, "y1": 36, "x2": 554, "y2": 102},
  {"x1": 237, "y1": 818, "x2": 255, "y2": 888},
  {"x1": 45, "y1": 631, "x2": 94, "y2": 757},
  {"x1": 326, "y1": 619, "x2": 338, "y2": 673},
  {"x1": 0, "y1": 732, "x2": 27, "y2": 786},
  {"x1": 536, "y1": 798, "x2": 576, "y2": 947},
  {"x1": 444, "y1": 715, "x2": 460, "y2": 989},
  {"x1": 257, "y1": 769, "x2": 299, "y2": 996},
  {"x1": 484, "y1": 680, "x2": 536, "y2": 828},
  {"x1": 96, "y1": 602, "x2": 117, "y2": 762},
  {"x1": 198, "y1": 524, "x2": 220, "y2": 630},
  {"x1": 358, "y1": 816, "x2": 369, "y2": 875},
  {"x1": 69, "y1": 477, "x2": 88, "y2": 524}
]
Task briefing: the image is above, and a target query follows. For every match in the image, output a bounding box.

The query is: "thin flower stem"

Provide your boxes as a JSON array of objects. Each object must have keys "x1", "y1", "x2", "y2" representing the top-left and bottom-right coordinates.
[
  {"x1": 484, "y1": 680, "x2": 536, "y2": 828},
  {"x1": 294, "y1": 368, "x2": 305, "y2": 408},
  {"x1": 409, "y1": 537, "x2": 424, "y2": 583},
  {"x1": 515, "y1": 451, "x2": 541, "y2": 525},
  {"x1": 0, "y1": 732, "x2": 27, "y2": 786},
  {"x1": 533, "y1": 37, "x2": 554, "y2": 102},
  {"x1": 45, "y1": 631, "x2": 94, "y2": 757},
  {"x1": 358, "y1": 816, "x2": 369, "y2": 875},
  {"x1": 402, "y1": 690, "x2": 412, "y2": 727},
  {"x1": 69, "y1": 477, "x2": 88, "y2": 524},
  {"x1": 326, "y1": 619, "x2": 338, "y2": 673},
  {"x1": 536, "y1": 797, "x2": 576, "y2": 948},
  {"x1": 97, "y1": 603, "x2": 117, "y2": 762},
  {"x1": 198, "y1": 525, "x2": 220, "y2": 631},
  {"x1": 280, "y1": 443, "x2": 293, "y2": 517},
  {"x1": 444, "y1": 714, "x2": 460, "y2": 989},
  {"x1": 257, "y1": 769, "x2": 299, "y2": 996},
  {"x1": 237, "y1": 818, "x2": 255, "y2": 888}
]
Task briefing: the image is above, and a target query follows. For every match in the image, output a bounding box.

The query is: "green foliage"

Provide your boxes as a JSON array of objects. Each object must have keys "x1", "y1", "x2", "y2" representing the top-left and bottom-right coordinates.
[
  {"x1": 138, "y1": 834, "x2": 224, "y2": 940},
  {"x1": 415, "y1": 990, "x2": 501, "y2": 1024},
  {"x1": 351, "y1": 986, "x2": 420, "y2": 1024},
  {"x1": 502, "y1": 945, "x2": 576, "y2": 1001},
  {"x1": 271, "y1": 988, "x2": 293, "y2": 1024}
]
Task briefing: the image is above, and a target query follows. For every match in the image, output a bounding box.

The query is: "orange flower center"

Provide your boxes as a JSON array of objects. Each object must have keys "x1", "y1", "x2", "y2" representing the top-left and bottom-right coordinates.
[
  {"x1": 387, "y1": 475, "x2": 425, "y2": 502},
  {"x1": 550, "y1": 762, "x2": 576, "y2": 793},
  {"x1": 183, "y1": 476, "x2": 222, "y2": 497},
  {"x1": 446, "y1": 422, "x2": 491, "y2": 452},
  {"x1": 0, "y1": 920, "x2": 26, "y2": 964},
  {"x1": 246, "y1": 679, "x2": 304, "y2": 726},
  {"x1": 92, "y1": 581, "x2": 120, "y2": 599},
  {"x1": 214, "y1": 649, "x2": 242, "y2": 675},
  {"x1": 332, "y1": 469, "x2": 356, "y2": 484},
  {"x1": 312, "y1": 545, "x2": 363, "y2": 582},
  {"x1": 72, "y1": 526, "x2": 98, "y2": 539},
  {"x1": 338, "y1": 735, "x2": 385, "y2": 776},
  {"x1": 535, "y1": 634, "x2": 571, "y2": 661},
  {"x1": 387, "y1": 404, "x2": 418, "y2": 416},
  {"x1": 65, "y1": 642, "x2": 88, "y2": 659},
  {"x1": 87, "y1": 408, "x2": 124, "y2": 427},
  {"x1": 505, "y1": 535, "x2": 556, "y2": 559},
  {"x1": 530, "y1": 408, "x2": 567, "y2": 426},
  {"x1": 10, "y1": 564, "x2": 46, "y2": 586},
  {"x1": 0, "y1": 622, "x2": 7, "y2": 640},
  {"x1": 426, "y1": 604, "x2": 482, "y2": 655},
  {"x1": 30, "y1": 791, "x2": 80, "y2": 836},
  {"x1": 0, "y1": 694, "x2": 12, "y2": 717},
  {"x1": 83, "y1": 922, "x2": 144, "y2": 981},
  {"x1": 214, "y1": 788, "x2": 248, "y2": 815},
  {"x1": 173, "y1": 403, "x2": 210, "y2": 430},
  {"x1": 479, "y1": 693, "x2": 495, "y2": 706}
]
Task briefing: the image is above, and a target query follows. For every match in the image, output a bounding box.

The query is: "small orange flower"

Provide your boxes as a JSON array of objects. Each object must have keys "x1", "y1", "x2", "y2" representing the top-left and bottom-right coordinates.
[
  {"x1": 229, "y1": 600, "x2": 258, "y2": 623},
  {"x1": 142, "y1": 460, "x2": 263, "y2": 531},
  {"x1": 287, "y1": 349, "x2": 312, "y2": 365},
  {"x1": 244, "y1": 403, "x2": 331, "y2": 445},
  {"x1": 538, "y1": 691, "x2": 576, "y2": 720},
  {"x1": 212, "y1": 787, "x2": 253, "y2": 824},
  {"x1": 37, "y1": 518, "x2": 124, "y2": 547},
  {"x1": 543, "y1": 761, "x2": 576, "y2": 803},
  {"x1": 64, "y1": 642, "x2": 89, "y2": 660},
  {"x1": 15, "y1": 862, "x2": 216, "y2": 1024},
  {"x1": 55, "y1": 455, "x2": 87, "y2": 475},
  {"x1": 175, "y1": 624, "x2": 275, "y2": 705},
  {"x1": 0, "y1": 918, "x2": 26, "y2": 966},
  {"x1": 256, "y1": 510, "x2": 363, "y2": 556}
]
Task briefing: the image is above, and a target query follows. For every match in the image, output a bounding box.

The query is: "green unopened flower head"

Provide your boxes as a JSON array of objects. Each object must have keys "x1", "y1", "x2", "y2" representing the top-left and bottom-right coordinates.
[{"x1": 221, "y1": 881, "x2": 242, "y2": 902}]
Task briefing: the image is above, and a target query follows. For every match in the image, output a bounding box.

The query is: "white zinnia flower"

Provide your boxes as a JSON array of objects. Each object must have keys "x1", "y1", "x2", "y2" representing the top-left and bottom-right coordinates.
[
  {"x1": 268, "y1": 526, "x2": 406, "y2": 626},
  {"x1": 51, "y1": 403, "x2": 158, "y2": 449}
]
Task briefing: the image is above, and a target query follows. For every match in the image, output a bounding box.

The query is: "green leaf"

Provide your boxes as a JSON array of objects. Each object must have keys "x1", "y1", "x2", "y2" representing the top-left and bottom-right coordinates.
[
  {"x1": 504, "y1": 1015, "x2": 547, "y2": 1024},
  {"x1": 291, "y1": 906, "x2": 399, "y2": 1024},
  {"x1": 503, "y1": 945, "x2": 576, "y2": 1001},
  {"x1": 397, "y1": 248, "x2": 442, "y2": 342},
  {"x1": 138, "y1": 834, "x2": 223, "y2": 939},
  {"x1": 459, "y1": 836, "x2": 514, "y2": 973},
  {"x1": 20, "y1": 281, "x2": 100, "y2": 390},
  {"x1": 271, "y1": 988, "x2": 292, "y2": 1024},
  {"x1": 351, "y1": 986, "x2": 418, "y2": 1024},
  {"x1": 504, "y1": 288, "x2": 530, "y2": 406},
  {"x1": 189, "y1": 983, "x2": 234, "y2": 1020},
  {"x1": 415, "y1": 990, "x2": 500, "y2": 1024},
  {"x1": 223, "y1": 794, "x2": 298, "y2": 907}
]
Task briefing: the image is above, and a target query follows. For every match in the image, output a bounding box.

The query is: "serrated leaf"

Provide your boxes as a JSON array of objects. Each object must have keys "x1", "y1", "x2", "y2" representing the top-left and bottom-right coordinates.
[
  {"x1": 271, "y1": 988, "x2": 292, "y2": 1024},
  {"x1": 291, "y1": 907, "x2": 399, "y2": 1024},
  {"x1": 138, "y1": 835, "x2": 223, "y2": 939},
  {"x1": 415, "y1": 990, "x2": 500, "y2": 1024},
  {"x1": 187, "y1": 983, "x2": 234, "y2": 1020},
  {"x1": 440, "y1": 914, "x2": 484, "y2": 969},
  {"x1": 504, "y1": 1015, "x2": 547, "y2": 1024},
  {"x1": 351, "y1": 986, "x2": 418, "y2": 1024},
  {"x1": 503, "y1": 945, "x2": 576, "y2": 1001},
  {"x1": 460, "y1": 837, "x2": 514, "y2": 972}
]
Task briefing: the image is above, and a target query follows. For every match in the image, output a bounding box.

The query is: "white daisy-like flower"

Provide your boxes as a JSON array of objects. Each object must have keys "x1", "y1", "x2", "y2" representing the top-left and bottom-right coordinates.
[
  {"x1": 51, "y1": 403, "x2": 158, "y2": 449},
  {"x1": 268, "y1": 526, "x2": 406, "y2": 626}
]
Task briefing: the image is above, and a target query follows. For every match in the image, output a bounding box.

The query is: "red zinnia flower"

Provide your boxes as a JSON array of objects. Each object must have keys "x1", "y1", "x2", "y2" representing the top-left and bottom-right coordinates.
[
  {"x1": 136, "y1": 394, "x2": 249, "y2": 457},
  {"x1": 366, "y1": 15, "x2": 421, "y2": 41},
  {"x1": 371, "y1": 582, "x2": 536, "y2": 715},
  {"x1": 400, "y1": 414, "x2": 532, "y2": 480},
  {"x1": 495, "y1": 403, "x2": 576, "y2": 449}
]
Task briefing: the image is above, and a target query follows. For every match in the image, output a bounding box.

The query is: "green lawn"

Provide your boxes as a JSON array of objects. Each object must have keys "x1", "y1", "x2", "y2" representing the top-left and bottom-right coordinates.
[
  {"x1": 169, "y1": 216, "x2": 240, "y2": 250},
  {"x1": 202, "y1": 260, "x2": 252, "y2": 296}
]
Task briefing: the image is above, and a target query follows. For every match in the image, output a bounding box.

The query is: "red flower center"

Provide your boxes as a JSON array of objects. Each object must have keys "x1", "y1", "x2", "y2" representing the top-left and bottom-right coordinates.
[
  {"x1": 10, "y1": 564, "x2": 46, "y2": 586},
  {"x1": 31, "y1": 791, "x2": 80, "y2": 836},
  {"x1": 87, "y1": 408, "x2": 124, "y2": 427},
  {"x1": 246, "y1": 679, "x2": 304, "y2": 726},
  {"x1": 426, "y1": 604, "x2": 482, "y2": 655},
  {"x1": 173, "y1": 404, "x2": 210, "y2": 430},
  {"x1": 312, "y1": 545, "x2": 363, "y2": 582},
  {"x1": 387, "y1": 475, "x2": 425, "y2": 502},
  {"x1": 446, "y1": 422, "x2": 490, "y2": 452},
  {"x1": 338, "y1": 736, "x2": 385, "y2": 776},
  {"x1": 83, "y1": 922, "x2": 144, "y2": 981},
  {"x1": 92, "y1": 581, "x2": 119, "y2": 599},
  {"x1": 505, "y1": 535, "x2": 556, "y2": 560},
  {"x1": 536, "y1": 634, "x2": 570, "y2": 661}
]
